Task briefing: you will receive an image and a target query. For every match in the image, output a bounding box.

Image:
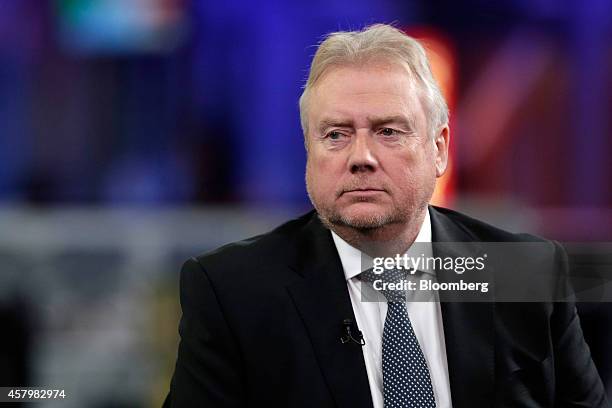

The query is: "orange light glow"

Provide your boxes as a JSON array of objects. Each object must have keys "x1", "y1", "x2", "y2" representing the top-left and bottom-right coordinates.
[{"x1": 405, "y1": 27, "x2": 457, "y2": 208}]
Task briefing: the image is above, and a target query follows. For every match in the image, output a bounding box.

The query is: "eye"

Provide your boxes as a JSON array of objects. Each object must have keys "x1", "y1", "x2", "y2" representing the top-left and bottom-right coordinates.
[
  {"x1": 380, "y1": 128, "x2": 398, "y2": 136},
  {"x1": 327, "y1": 130, "x2": 344, "y2": 140}
]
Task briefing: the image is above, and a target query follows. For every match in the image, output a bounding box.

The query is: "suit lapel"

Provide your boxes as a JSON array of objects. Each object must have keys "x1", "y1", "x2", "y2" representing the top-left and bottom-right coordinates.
[
  {"x1": 286, "y1": 214, "x2": 374, "y2": 408},
  {"x1": 430, "y1": 206, "x2": 495, "y2": 408}
]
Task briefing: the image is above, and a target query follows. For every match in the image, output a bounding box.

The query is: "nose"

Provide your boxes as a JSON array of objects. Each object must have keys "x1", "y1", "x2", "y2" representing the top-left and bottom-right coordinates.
[{"x1": 348, "y1": 131, "x2": 379, "y2": 174}]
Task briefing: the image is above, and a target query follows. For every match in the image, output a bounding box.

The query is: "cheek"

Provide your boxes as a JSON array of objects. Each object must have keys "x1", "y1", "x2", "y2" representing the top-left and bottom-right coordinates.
[
  {"x1": 308, "y1": 151, "x2": 342, "y2": 177},
  {"x1": 306, "y1": 155, "x2": 336, "y2": 196},
  {"x1": 391, "y1": 150, "x2": 436, "y2": 189}
]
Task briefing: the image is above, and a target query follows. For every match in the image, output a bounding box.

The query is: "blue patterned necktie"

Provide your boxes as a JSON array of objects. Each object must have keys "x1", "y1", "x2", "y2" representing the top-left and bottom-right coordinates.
[{"x1": 360, "y1": 268, "x2": 436, "y2": 408}]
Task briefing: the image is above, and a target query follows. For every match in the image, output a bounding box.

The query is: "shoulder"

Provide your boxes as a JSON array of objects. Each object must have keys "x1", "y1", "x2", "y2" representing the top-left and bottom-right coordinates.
[
  {"x1": 180, "y1": 210, "x2": 327, "y2": 307},
  {"x1": 429, "y1": 205, "x2": 566, "y2": 271},
  {"x1": 192, "y1": 210, "x2": 319, "y2": 274},
  {"x1": 430, "y1": 205, "x2": 549, "y2": 243}
]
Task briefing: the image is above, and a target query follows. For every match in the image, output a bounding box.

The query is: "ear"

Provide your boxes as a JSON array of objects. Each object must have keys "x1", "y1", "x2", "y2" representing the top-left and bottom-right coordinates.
[{"x1": 433, "y1": 125, "x2": 450, "y2": 177}]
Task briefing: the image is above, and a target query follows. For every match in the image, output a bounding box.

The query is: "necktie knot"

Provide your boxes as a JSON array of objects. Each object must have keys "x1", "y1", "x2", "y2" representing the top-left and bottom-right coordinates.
[{"x1": 359, "y1": 267, "x2": 410, "y2": 302}]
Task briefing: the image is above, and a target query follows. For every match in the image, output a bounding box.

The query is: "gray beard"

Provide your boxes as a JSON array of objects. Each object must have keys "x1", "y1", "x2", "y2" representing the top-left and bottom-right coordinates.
[
  {"x1": 319, "y1": 209, "x2": 401, "y2": 232},
  {"x1": 316, "y1": 205, "x2": 427, "y2": 258}
]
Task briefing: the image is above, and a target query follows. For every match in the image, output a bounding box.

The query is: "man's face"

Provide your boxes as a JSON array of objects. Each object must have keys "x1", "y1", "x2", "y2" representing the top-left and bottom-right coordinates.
[{"x1": 305, "y1": 62, "x2": 449, "y2": 232}]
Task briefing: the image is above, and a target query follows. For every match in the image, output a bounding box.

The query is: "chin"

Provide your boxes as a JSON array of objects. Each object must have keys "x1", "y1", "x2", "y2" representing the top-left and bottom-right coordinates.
[{"x1": 335, "y1": 205, "x2": 395, "y2": 230}]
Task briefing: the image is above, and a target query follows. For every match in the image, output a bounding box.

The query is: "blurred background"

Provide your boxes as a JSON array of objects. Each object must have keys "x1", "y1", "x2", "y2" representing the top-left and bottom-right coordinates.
[{"x1": 1, "y1": 0, "x2": 611, "y2": 406}]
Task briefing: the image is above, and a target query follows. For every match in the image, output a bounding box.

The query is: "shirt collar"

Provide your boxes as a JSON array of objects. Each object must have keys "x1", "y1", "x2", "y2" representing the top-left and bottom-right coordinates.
[{"x1": 331, "y1": 208, "x2": 433, "y2": 281}]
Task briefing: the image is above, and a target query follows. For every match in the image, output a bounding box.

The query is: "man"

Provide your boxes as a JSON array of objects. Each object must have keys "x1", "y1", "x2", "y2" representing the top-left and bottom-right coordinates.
[{"x1": 164, "y1": 24, "x2": 608, "y2": 407}]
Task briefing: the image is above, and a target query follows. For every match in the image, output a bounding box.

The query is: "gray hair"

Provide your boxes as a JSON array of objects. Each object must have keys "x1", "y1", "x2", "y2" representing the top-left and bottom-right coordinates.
[{"x1": 299, "y1": 23, "x2": 449, "y2": 138}]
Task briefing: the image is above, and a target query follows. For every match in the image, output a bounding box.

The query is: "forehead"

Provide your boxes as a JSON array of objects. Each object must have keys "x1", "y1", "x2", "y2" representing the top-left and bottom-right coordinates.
[{"x1": 308, "y1": 62, "x2": 425, "y2": 126}]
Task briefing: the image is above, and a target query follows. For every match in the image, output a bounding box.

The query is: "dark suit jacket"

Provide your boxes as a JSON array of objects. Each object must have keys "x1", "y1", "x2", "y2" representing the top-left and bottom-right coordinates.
[{"x1": 164, "y1": 206, "x2": 608, "y2": 407}]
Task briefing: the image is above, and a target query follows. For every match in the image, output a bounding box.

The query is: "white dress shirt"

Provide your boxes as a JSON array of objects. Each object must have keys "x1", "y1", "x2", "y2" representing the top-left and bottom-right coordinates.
[{"x1": 331, "y1": 209, "x2": 453, "y2": 408}]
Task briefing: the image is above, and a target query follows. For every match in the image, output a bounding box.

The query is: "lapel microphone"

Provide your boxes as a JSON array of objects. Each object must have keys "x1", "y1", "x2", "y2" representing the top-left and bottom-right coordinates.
[{"x1": 340, "y1": 319, "x2": 365, "y2": 346}]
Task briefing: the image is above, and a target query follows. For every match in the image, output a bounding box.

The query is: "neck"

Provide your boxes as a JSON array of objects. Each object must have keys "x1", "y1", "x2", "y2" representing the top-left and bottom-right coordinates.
[{"x1": 326, "y1": 208, "x2": 427, "y2": 258}]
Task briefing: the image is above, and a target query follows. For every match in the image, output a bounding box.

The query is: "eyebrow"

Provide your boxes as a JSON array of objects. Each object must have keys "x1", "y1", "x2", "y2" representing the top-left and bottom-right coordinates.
[
  {"x1": 367, "y1": 115, "x2": 417, "y2": 131},
  {"x1": 317, "y1": 118, "x2": 353, "y2": 134},
  {"x1": 317, "y1": 115, "x2": 417, "y2": 134}
]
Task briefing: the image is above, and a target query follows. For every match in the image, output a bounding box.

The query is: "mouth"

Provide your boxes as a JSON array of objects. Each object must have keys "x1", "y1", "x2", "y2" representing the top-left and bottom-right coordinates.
[{"x1": 341, "y1": 188, "x2": 386, "y2": 196}]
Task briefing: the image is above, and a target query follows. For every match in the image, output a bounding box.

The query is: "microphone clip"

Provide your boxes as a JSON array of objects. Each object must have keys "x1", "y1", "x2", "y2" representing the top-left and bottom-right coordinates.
[{"x1": 340, "y1": 319, "x2": 365, "y2": 346}]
